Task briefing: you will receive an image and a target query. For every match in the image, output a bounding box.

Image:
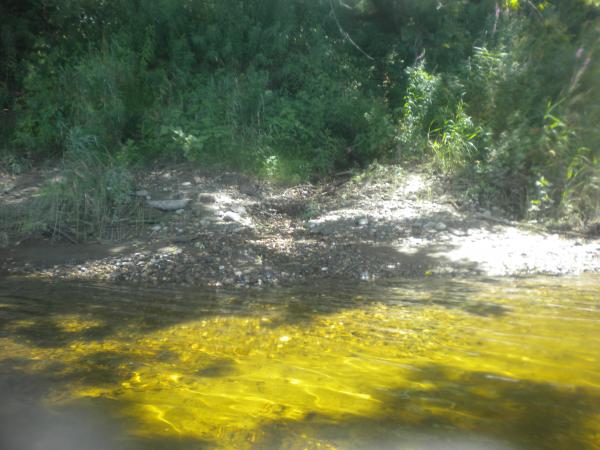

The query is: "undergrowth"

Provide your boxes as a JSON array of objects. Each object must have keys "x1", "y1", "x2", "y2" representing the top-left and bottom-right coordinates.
[
  {"x1": 1, "y1": 0, "x2": 599, "y2": 237},
  {"x1": 23, "y1": 129, "x2": 144, "y2": 241}
]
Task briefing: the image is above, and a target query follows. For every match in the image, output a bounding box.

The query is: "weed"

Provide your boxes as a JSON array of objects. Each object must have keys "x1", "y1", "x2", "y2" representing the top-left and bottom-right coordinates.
[{"x1": 24, "y1": 128, "x2": 142, "y2": 241}]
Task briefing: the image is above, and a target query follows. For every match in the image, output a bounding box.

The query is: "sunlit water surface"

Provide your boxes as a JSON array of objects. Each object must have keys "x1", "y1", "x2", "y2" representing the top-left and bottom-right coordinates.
[{"x1": 0, "y1": 276, "x2": 599, "y2": 450}]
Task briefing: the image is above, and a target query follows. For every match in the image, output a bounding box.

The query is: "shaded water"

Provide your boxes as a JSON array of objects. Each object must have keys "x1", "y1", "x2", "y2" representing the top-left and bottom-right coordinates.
[{"x1": 0, "y1": 276, "x2": 599, "y2": 450}]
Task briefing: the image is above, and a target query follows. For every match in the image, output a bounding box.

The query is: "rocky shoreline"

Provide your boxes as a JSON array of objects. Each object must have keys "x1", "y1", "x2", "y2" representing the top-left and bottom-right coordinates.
[{"x1": 2, "y1": 165, "x2": 599, "y2": 287}]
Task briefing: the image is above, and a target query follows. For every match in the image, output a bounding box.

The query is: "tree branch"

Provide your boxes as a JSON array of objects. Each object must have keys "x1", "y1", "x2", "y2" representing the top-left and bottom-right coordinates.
[{"x1": 329, "y1": 0, "x2": 374, "y2": 61}]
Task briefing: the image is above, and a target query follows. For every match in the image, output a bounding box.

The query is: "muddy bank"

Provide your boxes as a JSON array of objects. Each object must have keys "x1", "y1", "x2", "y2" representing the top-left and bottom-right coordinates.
[{"x1": 1, "y1": 165, "x2": 599, "y2": 287}]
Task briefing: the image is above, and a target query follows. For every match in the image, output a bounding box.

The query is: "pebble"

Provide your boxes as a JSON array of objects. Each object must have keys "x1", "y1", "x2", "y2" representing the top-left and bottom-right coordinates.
[
  {"x1": 357, "y1": 217, "x2": 369, "y2": 226},
  {"x1": 198, "y1": 194, "x2": 216, "y2": 204},
  {"x1": 2, "y1": 183, "x2": 15, "y2": 193},
  {"x1": 7, "y1": 168, "x2": 599, "y2": 288},
  {"x1": 222, "y1": 211, "x2": 242, "y2": 222},
  {"x1": 147, "y1": 198, "x2": 191, "y2": 211}
]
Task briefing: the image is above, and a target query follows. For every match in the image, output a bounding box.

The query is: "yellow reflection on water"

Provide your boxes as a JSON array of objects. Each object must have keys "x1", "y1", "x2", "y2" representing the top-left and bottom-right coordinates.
[{"x1": 0, "y1": 276, "x2": 599, "y2": 449}]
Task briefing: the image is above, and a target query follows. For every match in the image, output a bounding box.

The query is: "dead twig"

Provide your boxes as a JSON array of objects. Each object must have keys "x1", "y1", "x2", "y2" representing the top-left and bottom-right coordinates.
[{"x1": 329, "y1": 0, "x2": 374, "y2": 60}]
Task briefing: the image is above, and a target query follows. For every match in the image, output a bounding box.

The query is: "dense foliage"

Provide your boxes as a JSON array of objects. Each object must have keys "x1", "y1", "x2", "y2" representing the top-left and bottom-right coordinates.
[{"x1": 1, "y1": 0, "x2": 599, "y2": 229}]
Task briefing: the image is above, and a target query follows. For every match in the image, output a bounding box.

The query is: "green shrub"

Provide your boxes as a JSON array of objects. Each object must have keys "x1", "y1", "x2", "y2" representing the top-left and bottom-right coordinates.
[
  {"x1": 3, "y1": 0, "x2": 600, "y2": 225},
  {"x1": 429, "y1": 102, "x2": 480, "y2": 174},
  {"x1": 396, "y1": 61, "x2": 440, "y2": 158}
]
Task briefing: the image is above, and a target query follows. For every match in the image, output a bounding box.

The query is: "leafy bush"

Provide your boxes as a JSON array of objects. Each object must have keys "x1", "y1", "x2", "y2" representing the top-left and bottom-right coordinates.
[
  {"x1": 429, "y1": 102, "x2": 480, "y2": 174},
  {"x1": 396, "y1": 61, "x2": 440, "y2": 157},
  {"x1": 2, "y1": 0, "x2": 600, "y2": 226}
]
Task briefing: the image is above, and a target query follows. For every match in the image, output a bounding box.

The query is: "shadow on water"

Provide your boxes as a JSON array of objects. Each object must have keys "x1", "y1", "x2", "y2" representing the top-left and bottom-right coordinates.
[
  {"x1": 12, "y1": 318, "x2": 115, "y2": 348},
  {"x1": 254, "y1": 363, "x2": 600, "y2": 450},
  {"x1": 68, "y1": 350, "x2": 140, "y2": 386},
  {"x1": 194, "y1": 357, "x2": 238, "y2": 378},
  {"x1": 0, "y1": 276, "x2": 598, "y2": 449},
  {"x1": 267, "y1": 278, "x2": 509, "y2": 329},
  {"x1": 10, "y1": 354, "x2": 597, "y2": 449},
  {"x1": 0, "y1": 276, "x2": 510, "y2": 350},
  {"x1": 0, "y1": 359, "x2": 213, "y2": 450}
]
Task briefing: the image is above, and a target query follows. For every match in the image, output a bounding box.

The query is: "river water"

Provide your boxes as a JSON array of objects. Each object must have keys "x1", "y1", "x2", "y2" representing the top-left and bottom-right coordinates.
[{"x1": 0, "y1": 276, "x2": 599, "y2": 449}]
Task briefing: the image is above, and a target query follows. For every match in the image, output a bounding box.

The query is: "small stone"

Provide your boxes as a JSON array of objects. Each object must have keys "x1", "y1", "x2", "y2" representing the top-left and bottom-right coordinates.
[
  {"x1": 198, "y1": 194, "x2": 216, "y2": 204},
  {"x1": 357, "y1": 217, "x2": 369, "y2": 226},
  {"x1": 182, "y1": 182, "x2": 192, "y2": 187},
  {"x1": 435, "y1": 222, "x2": 447, "y2": 231},
  {"x1": 2, "y1": 183, "x2": 15, "y2": 193},
  {"x1": 135, "y1": 189, "x2": 149, "y2": 198},
  {"x1": 231, "y1": 205, "x2": 247, "y2": 215},
  {"x1": 147, "y1": 198, "x2": 191, "y2": 211},
  {"x1": 150, "y1": 225, "x2": 162, "y2": 232},
  {"x1": 222, "y1": 211, "x2": 242, "y2": 222},
  {"x1": 175, "y1": 209, "x2": 185, "y2": 215},
  {"x1": 0, "y1": 231, "x2": 9, "y2": 248}
]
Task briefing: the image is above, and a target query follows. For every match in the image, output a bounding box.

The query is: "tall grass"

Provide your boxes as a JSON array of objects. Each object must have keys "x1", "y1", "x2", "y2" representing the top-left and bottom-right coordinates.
[{"x1": 24, "y1": 128, "x2": 142, "y2": 241}]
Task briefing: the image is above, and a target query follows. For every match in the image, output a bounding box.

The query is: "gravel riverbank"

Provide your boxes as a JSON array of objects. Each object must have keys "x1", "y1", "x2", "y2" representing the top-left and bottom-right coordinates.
[{"x1": 2, "y1": 165, "x2": 599, "y2": 287}]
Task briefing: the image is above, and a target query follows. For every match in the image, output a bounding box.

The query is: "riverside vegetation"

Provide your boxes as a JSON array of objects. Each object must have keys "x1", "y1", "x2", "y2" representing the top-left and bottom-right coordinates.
[
  {"x1": 2, "y1": 5, "x2": 600, "y2": 446},
  {"x1": 1, "y1": 0, "x2": 600, "y2": 242}
]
